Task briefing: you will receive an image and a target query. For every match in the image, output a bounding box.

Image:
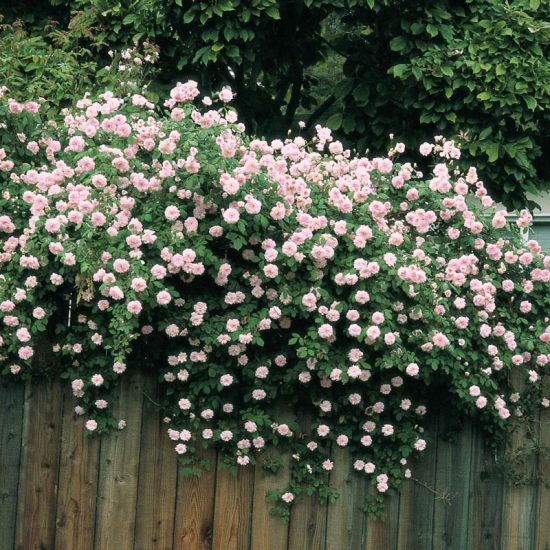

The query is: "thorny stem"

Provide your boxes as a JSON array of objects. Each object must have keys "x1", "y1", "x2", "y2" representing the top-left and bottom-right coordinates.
[
  {"x1": 412, "y1": 477, "x2": 455, "y2": 506},
  {"x1": 143, "y1": 391, "x2": 163, "y2": 410}
]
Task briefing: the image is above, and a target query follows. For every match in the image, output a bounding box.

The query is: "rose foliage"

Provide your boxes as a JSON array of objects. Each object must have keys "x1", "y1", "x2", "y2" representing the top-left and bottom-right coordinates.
[{"x1": 1, "y1": 50, "x2": 549, "y2": 518}]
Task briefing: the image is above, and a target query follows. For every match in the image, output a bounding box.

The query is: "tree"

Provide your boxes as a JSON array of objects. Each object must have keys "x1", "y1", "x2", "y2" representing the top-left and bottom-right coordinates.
[{"x1": 3, "y1": 0, "x2": 549, "y2": 206}]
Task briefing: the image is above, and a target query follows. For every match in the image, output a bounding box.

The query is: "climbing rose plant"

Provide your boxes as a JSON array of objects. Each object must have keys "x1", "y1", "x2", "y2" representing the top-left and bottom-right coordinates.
[{"x1": 0, "y1": 49, "x2": 549, "y2": 519}]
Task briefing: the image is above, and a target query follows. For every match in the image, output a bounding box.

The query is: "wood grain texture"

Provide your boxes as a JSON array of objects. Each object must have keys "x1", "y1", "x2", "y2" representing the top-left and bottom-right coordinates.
[
  {"x1": 287, "y1": 486, "x2": 329, "y2": 550},
  {"x1": 173, "y1": 446, "x2": 217, "y2": 550},
  {"x1": 501, "y1": 369, "x2": 537, "y2": 550},
  {"x1": 396, "y1": 416, "x2": 438, "y2": 550},
  {"x1": 0, "y1": 379, "x2": 25, "y2": 550},
  {"x1": 536, "y1": 382, "x2": 550, "y2": 550},
  {"x1": 15, "y1": 379, "x2": 64, "y2": 550},
  {"x1": 54, "y1": 385, "x2": 101, "y2": 550},
  {"x1": 250, "y1": 448, "x2": 290, "y2": 550},
  {"x1": 3, "y1": 372, "x2": 550, "y2": 550},
  {"x1": 364, "y1": 489, "x2": 399, "y2": 550},
  {"x1": 134, "y1": 376, "x2": 178, "y2": 550},
  {"x1": 94, "y1": 371, "x2": 145, "y2": 550},
  {"x1": 325, "y1": 448, "x2": 366, "y2": 550},
  {"x1": 467, "y1": 428, "x2": 503, "y2": 550},
  {"x1": 431, "y1": 419, "x2": 473, "y2": 550},
  {"x1": 211, "y1": 457, "x2": 255, "y2": 550}
]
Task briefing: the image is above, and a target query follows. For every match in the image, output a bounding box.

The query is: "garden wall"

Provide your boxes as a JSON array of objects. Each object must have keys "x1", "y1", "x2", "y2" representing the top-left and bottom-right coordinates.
[{"x1": 1, "y1": 373, "x2": 548, "y2": 550}]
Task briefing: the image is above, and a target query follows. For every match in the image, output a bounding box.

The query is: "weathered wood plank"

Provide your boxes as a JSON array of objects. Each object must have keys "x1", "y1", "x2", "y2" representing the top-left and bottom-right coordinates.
[
  {"x1": 287, "y1": 490, "x2": 329, "y2": 550},
  {"x1": 500, "y1": 437, "x2": 538, "y2": 550},
  {"x1": 287, "y1": 408, "x2": 329, "y2": 550},
  {"x1": 134, "y1": 376, "x2": 178, "y2": 550},
  {"x1": 250, "y1": 448, "x2": 290, "y2": 550},
  {"x1": 431, "y1": 419, "x2": 473, "y2": 550},
  {"x1": 173, "y1": 446, "x2": 217, "y2": 550},
  {"x1": 54, "y1": 385, "x2": 101, "y2": 550},
  {"x1": 467, "y1": 428, "x2": 503, "y2": 550},
  {"x1": 94, "y1": 371, "x2": 145, "y2": 550},
  {"x1": 535, "y1": 390, "x2": 550, "y2": 550},
  {"x1": 211, "y1": 457, "x2": 255, "y2": 550},
  {"x1": 325, "y1": 448, "x2": 366, "y2": 550},
  {"x1": 396, "y1": 416, "x2": 438, "y2": 550},
  {"x1": 501, "y1": 368, "x2": 538, "y2": 550},
  {"x1": 0, "y1": 379, "x2": 25, "y2": 550},
  {"x1": 15, "y1": 378, "x2": 64, "y2": 550},
  {"x1": 364, "y1": 489, "x2": 399, "y2": 550}
]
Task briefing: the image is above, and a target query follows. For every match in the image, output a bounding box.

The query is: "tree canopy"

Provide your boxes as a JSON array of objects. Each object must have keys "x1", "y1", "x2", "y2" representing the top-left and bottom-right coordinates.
[{"x1": 2, "y1": 0, "x2": 549, "y2": 208}]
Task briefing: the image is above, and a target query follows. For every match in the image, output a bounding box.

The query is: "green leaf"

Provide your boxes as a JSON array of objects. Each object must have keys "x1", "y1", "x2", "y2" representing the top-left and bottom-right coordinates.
[
  {"x1": 326, "y1": 113, "x2": 343, "y2": 130},
  {"x1": 479, "y1": 127, "x2": 492, "y2": 140},
  {"x1": 353, "y1": 83, "x2": 369, "y2": 103},
  {"x1": 411, "y1": 67, "x2": 422, "y2": 80},
  {"x1": 183, "y1": 10, "x2": 195, "y2": 24},
  {"x1": 392, "y1": 64, "x2": 408, "y2": 78},
  {"x1": 333, "y1": 79, "x2": 353, "y2": 99},
  {"x1": 486, "y1": 143, "x2": 500, "y2": 162},
  {"x1": 265, "y1": 6, "x2": 281, "y2": 19},
  {"x1": 426, "y1": 24, "x2": 438, "y2": 37},
  {"x1": 524, "y1": 96, "x2": 537, "y2": 110},
  {"x1": 341, "y1": 116, "x2": 356, "y2": 133},
  {"x1": 389, "y1": 36, "x2": 408, "y2": 52}
]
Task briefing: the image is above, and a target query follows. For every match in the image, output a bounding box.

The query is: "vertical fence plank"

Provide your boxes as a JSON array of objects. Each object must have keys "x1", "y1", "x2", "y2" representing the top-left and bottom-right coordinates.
[
  {"x1": 501, "y1": 368, "x2": 538, "y2": 550},
  {"x1": 287, "y1": 493, "x2": 329, "y2": 550},
  {"x1": 325, "y1": 448, "x2": 366, "y2": 550},
  {"x1": 94, "y1": 371, "x2": 144, "y2": 550},
  {"x1": 287, "y1": 408, "x2": 329, "y2": 550},
  {"x1": 173, "y1": 447, "x2": 217, "y2": 550},
  {"x1": 431, "y1": 419, "x2": 473, "y2": 550},
  {"x1": 467, "y1": 429, "x2": 503, "y2": 550},
  {"x1": 396, "y1": 417, "x2": 438, "y2": 550},
  {"x1": 536, "y1": 401, "x2": 550, "y2": 549},
  {"x1": 211, "y1": 457, "x2": 255, "y2": 550},
  {"x1": 363, "y1": 490, "x2": 399, "y2": 550},
  {"x1": 134, "y1": 376, "x2": 178, "y2": 550},
  {"x1": 500, "y1": 432, "x2": 538, "y2": 550},
  {"x1": 15, "y1": 378, "x2": 64, "y2": 550},
  {"x1": 54, "y1": 385, "x2": 101, "y2": 549},
  {"x1": 250, "y1": 449, "x2": 290, "y2": 550},
  {"x1": 0, "y1": 379, "x2": 25, "y2": 549}
]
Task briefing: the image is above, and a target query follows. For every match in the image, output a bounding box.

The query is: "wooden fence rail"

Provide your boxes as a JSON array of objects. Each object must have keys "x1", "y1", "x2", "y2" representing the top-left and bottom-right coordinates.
[{"x1": 1, "y1": 372, "x2": 548, "y2": 550}]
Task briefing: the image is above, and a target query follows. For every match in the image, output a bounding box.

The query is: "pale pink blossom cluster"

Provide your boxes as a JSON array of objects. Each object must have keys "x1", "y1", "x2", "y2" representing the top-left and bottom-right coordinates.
[{"x1": 0, "y1": 72, "x2": 548, "y2": 509}]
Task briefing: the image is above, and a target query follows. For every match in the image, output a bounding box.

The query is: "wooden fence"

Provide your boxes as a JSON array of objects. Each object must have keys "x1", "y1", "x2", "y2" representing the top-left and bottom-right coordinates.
[{"x1": 1, "y1": 371, "x2": 548, "y2": 550}]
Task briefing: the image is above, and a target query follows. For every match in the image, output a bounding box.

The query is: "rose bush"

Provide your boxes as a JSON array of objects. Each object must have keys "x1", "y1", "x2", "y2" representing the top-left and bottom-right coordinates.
[{"x1": 0, "y1": 49, "x2": 549, "y2": 519}]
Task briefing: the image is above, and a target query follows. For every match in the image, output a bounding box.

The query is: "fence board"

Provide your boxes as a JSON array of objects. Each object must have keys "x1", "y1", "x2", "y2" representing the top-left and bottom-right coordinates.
[
  {"x1": 2, "y1": 373, "x2": 550, "y2": 550},
  {"x1": 467, "y1": 428, "x2": 503, "y2": 550},
  {"x1": 173, "y1": 446, "x2": 217, "y2": 550},
  {"x1": 0, "y1": 379, "x2": 25, "y2": 550},
  {"x1": 364, "y1": 489, "x2": 399, "y2": 550},
  {"x1": 134, "y1": 376, "x2": 178, "y2": 550},
  {"x1": 501, "y1": 424, "x2": 538, "y2": 550},
  {"x1": 54, "y1": 386, "x2": 101, "y2": 550},
  {"x1": 250, "y1": 448, "x2": 290, "y2": 550},
  {"x1": 94, "y1": 371, "x2": 145, "y2": 550},
  {"x1": 15, "y1": 379, "x2": 64, "y2": 550},
  {"x1": 536, "y1": 398, "x2": 550, "y2": 550},
  {"x1": 396, "y1": 416, "x2": 438, "y2": 550},
  {"x1": 325, "y1": 448, "x2": 366, "y2": 550},
  {"x1": 212, "y1": 457, "x2": 255, "y2": 550},
  {"x1": 287, "y1": 490, "x2": 329, "y2": 550},
  {"x1": 431, "y1": 419, "x2": 473, "y2": 550},
  {"x1": 501, "y1": 370, "x2": 538, "y2": 550}
]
